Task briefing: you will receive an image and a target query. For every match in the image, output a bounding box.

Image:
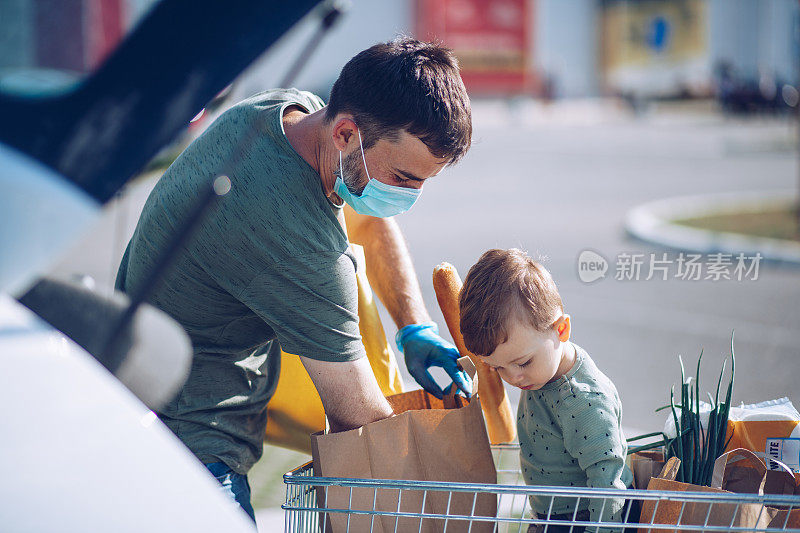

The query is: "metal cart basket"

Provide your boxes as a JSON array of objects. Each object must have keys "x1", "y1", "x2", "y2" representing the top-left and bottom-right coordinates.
[{"x1": 283, "y1": 444, "x2": 800, "y2": 532}]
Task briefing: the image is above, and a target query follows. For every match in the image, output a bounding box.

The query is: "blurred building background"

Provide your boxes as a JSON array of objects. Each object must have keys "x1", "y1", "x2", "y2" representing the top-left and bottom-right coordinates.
[
  {"x1": 230, "y1": 0, "x2": 800, "y2": 109},
  {"x1": 2, "y1": 0, "x2": 798, "y2": 109}
]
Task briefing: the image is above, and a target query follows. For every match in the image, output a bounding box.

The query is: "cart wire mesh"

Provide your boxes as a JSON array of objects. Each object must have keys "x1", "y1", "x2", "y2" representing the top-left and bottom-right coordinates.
[{"x1": 283, "y1": 444, "x2": 800, "y2": 532}]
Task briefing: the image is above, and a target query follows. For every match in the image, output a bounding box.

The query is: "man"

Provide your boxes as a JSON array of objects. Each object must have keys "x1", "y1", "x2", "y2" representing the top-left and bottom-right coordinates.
[{"x1": 116, "y1": 38, "x2": 473, "y2": 520}]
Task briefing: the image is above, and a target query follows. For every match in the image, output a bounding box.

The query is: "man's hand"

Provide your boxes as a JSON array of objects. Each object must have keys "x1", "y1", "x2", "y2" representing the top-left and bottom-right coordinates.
[
  {"x1": 396, "y1": 322, "x2": 472, "y2": 400},
  {"x1": 300, "y1": 355, "x2": 393, "y2": 433}
]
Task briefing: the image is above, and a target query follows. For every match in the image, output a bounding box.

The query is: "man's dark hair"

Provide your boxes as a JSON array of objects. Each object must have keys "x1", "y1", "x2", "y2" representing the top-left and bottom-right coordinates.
[{"x1": 326, "y1": 38, "x2": 472, "y2": 165}]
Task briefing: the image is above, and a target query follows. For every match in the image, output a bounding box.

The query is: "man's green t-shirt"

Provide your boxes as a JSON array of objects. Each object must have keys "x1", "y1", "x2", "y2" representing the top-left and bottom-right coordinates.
[{"x1": 116, "y1": 89, "x2": 365, "y2": 474}]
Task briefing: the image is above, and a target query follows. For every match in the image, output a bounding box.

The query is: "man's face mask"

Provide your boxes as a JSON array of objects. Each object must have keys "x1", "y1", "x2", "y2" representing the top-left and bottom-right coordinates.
[{"x1": 334, "y1": 129, "x2": 421, "y2": 218}]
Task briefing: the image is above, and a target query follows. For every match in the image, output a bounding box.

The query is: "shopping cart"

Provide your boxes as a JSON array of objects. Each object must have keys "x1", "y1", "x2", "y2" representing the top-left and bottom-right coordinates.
[{"x1": 283, "y1": 444, "x2": 800, "y2": 532}]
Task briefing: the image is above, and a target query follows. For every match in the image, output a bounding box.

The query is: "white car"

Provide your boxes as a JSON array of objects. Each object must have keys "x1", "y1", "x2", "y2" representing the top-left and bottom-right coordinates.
[{"x1": 0, "y1": 1, "x2": 325, "y2": 531}]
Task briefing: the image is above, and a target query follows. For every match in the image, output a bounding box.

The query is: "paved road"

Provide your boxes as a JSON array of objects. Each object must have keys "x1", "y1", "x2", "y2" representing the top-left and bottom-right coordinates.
[{"x1": 53, "y1": 100, "x2": 800, "y2": 437}]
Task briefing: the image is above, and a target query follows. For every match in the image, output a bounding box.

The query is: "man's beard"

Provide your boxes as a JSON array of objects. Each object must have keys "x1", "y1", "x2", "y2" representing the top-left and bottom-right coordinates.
[{"x1": 335, "y1": 150, "x2": 368, "y2": 196}]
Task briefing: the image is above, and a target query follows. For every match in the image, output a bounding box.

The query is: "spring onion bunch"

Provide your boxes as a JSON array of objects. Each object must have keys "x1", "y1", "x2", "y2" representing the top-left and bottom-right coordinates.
[{"x1": 628, "y1": 333, "x2": 736, "y2": 486}]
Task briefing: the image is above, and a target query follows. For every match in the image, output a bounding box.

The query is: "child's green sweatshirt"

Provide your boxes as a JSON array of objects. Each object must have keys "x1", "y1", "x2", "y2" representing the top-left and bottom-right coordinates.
[{"x1": 518, "y1": 343, "x2": 633, "y2": 528}]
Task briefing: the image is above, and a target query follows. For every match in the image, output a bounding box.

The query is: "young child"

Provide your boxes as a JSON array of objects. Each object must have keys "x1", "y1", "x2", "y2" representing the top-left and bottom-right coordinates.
[{"x1": 459, "y1": 249, "x2": 633, "y2": 533}]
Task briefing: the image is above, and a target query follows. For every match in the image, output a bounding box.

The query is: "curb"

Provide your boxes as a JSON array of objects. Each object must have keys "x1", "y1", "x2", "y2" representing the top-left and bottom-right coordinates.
[{"x1": 624, "y1": 190, "x2": 800, "y2": 266}]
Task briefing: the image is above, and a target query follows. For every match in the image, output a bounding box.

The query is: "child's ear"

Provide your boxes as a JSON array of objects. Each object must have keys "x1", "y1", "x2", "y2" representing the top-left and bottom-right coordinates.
[
  {"x1": 478, "y1": 355, "x2": 497, "y2": 372},
  {"x1": 555, "y1": 314, "x2": 571, "y2": 342}
]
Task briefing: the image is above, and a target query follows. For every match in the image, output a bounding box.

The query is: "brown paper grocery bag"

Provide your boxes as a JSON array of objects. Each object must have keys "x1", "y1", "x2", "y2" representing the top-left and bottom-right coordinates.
[
  {"x1": 311, "y1": 357, "x2": 497, "y2": 533},
  {"x1": 638, "y1": 449, "x2": 800, "y2": 532},
  {"x1": 629, "y1": 450, "x2": 665, "y2": 490},
  {"x1": 712, "y1": 450, "x2": 800, "y2": 529},
  {"x1": 711, "y1": 449, "x2": 800, "y2": 498}
]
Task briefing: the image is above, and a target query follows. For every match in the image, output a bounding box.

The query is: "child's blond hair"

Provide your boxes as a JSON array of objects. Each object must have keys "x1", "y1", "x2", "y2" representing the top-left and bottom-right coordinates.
[{"x1": 459, "y1": 248, "x2": 563, "y2": 356}]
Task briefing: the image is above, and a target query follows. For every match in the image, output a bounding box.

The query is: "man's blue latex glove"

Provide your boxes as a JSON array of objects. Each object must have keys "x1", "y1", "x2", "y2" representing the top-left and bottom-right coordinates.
[{"x1": 395, "y1": 321, "x2": 472, "y2": 400}]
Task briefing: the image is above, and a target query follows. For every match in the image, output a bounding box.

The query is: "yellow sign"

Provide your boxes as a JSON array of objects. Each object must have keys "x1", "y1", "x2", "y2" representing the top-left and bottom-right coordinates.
[{"x1": 602, "y1": 0, "x2": 709, "y2": 95}]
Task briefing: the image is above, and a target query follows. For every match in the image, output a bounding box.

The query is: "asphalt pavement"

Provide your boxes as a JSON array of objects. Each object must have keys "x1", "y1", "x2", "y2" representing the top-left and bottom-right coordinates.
[{"x1": 52, "y1": 99, "x2": 800, "y2": 436}]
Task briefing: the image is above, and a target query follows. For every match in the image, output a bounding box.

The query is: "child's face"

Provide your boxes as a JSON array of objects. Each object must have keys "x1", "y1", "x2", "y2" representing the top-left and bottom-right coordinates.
[{"x1": 480, "y1": 316, "x2": 570, "y2": 391}]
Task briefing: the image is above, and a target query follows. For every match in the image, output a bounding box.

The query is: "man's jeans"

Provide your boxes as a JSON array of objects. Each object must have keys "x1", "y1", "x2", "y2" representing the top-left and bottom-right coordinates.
[{"x1": 204, "y1": 462, "x2": 256, "y2": 523}]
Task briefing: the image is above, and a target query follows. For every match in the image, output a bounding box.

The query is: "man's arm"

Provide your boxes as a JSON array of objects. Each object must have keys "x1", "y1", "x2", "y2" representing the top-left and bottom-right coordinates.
[
  {"x1": 343, "y1": 206, "x2": 429, "y2": 328},
  {"x1": 300, "y1": 355, "x2": 393, "y2": 433},
  {"x1": 343, "y1": 206, "x2": 471, "y2": 398}
]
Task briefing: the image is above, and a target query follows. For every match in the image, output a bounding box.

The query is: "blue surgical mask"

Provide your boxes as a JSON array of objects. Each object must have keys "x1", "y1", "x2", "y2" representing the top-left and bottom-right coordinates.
[{"x1": 334, "y1": 130, "x2": 421, "y2": 218}]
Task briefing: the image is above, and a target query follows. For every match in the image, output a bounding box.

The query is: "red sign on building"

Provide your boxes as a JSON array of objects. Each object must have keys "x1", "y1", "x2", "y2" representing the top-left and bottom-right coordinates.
[{"x1": 416, "y1": 0, "x2": 536, "y2": 95}]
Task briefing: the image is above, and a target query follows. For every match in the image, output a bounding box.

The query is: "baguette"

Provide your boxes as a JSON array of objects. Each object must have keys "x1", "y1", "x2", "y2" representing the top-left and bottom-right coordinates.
[{"x1": 433, "y1": 262, "x2": 517, "y2": 444}]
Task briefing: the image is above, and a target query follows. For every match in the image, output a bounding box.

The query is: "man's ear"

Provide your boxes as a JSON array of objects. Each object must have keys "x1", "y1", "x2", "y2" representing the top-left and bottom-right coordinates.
[
  {"x1": 332, "y1": 116, "x2": 357, "y2": 152},
  {"x1": 555, "y1": 314, "x2": 571, "y2": 342}
]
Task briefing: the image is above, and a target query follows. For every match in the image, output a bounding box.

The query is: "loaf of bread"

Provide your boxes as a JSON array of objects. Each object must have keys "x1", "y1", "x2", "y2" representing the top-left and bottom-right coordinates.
[{"x1": 433, "y1": 262, "x2": 517, "y2": 444}]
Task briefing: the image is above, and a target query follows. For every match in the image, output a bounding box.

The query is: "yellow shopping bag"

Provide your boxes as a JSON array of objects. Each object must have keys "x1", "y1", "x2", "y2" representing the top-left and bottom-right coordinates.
[{"x1": 265, "y1": 245, "x2": 405, "y2": 453}]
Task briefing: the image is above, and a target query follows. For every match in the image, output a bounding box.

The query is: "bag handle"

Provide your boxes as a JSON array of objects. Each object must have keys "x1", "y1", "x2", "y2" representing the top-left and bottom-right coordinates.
[
  {"x1": 765, "y1": 457, "x2": 798, "y2": 479},
  {"x1": 444, "y1": 356, "x2": 479, "y2": 406},
  {"x1": 712, "y1": 448, "x2": 766, "y2": 493},
  {"x1": 711, "y1": 447, "x2": 796, "y2": 494},
  {"x1": 658, "y1": 457, "x2": 681, "y2": 481},
  {"x1": 766, "y1": 457, "x2": 800, "y2": 494}
]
